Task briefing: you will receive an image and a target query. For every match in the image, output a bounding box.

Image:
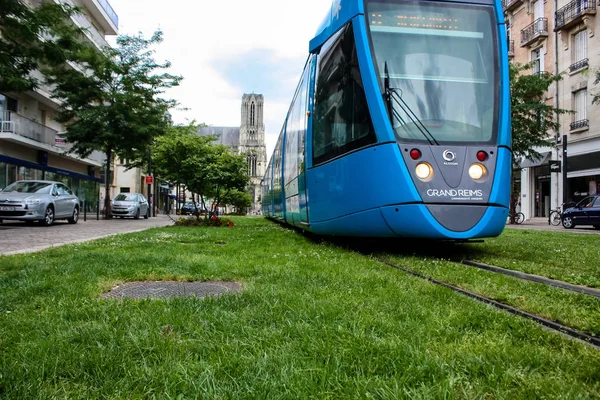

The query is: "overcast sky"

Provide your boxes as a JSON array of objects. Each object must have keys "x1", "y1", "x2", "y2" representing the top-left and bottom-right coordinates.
[{"x1": 107, "y1": 0, "x2": 333, "y2": 160}]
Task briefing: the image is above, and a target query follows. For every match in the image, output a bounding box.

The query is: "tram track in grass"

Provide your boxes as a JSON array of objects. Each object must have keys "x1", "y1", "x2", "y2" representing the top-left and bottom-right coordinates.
[
  {"x1": 449, "y1": 258, "x2": 600, "y2": 298},
  {"x1": 371, "y1": 256, "x2": 600, "y2": 349}
]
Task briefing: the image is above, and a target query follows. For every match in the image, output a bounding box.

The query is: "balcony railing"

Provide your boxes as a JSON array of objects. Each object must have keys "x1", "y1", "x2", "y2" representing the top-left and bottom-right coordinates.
[
  {"x1": 97, "y1": 0, "x2": 119, "y2": 28},
  {"x1": 555, "y1": 0, "x2": 596, "y2": 31},
  {"x1": 508, "y1": 40, "x2": 515, "y2": 57},
  {"x1": 569, "y1": 58, "x2": 589, "y2": 72},
  {"x1": 0, "y1": 111, "x2": 62, "y2": 147},
  {"x1": 64, "y1": 0, "x2": 110, "y2": 50},
  {"x1": 521, "y1": 18, "x2": 548, "y2": 46},
  {"x1": 570, "y1": 119, "x2": 589, "y2": 130},
  {"x1": 502, "y1": 0, "x2": 524, "y2": 11}
]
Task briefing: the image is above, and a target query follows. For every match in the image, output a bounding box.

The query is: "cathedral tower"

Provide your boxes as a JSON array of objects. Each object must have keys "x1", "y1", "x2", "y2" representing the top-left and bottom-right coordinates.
[{"x1": 239, "y1": 93, "x2": 267, "y2": 211}]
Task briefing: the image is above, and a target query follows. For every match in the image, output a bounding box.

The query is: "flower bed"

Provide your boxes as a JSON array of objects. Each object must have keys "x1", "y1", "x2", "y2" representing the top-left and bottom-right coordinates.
[{"x1": 175, "y1": 216, "x2": 234, "y2": 227}]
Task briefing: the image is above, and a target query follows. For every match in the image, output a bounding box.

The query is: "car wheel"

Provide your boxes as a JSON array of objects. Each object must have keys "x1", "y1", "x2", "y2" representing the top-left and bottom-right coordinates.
[
  {"x1": 68, "y1": 207, "x2": 79, "y2": 224},
  {"x1": 562, "y1": 216, "x2": 575, "y2": 229},
  {"x1": 41, "y1": 206, "x2": 54, "y2": 227},
  {"x1": 144, "y1": 209, "x2": 149, "y2": 219},
  {"x1": 134, "y1": 208, "x2": 140, "y2": 220}
]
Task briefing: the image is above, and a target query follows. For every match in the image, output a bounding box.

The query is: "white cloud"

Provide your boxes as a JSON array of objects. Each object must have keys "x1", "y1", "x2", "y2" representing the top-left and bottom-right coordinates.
[{"x1": 107, "y1": 0, "x2": 333, "y2": 160}]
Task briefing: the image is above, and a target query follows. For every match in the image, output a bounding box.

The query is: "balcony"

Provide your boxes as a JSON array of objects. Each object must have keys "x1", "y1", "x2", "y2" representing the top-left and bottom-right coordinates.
[
  {"x1": 555, "y1": 0, "x2": 596, "y2": 31},
  {"x1": 521, "y1": 18, "x2": 548, "y2": 47},
  {"x1": 569, "y1": 58, "x2": 589, "y2": 73},
  {"x1": 570, "y1": 119, "x2": 589, "y2": 131},
  {"x1": 508, "y1": 40, "x2": 515, "y2": 57},
  {"x1": 0, "y1": 111, "x2": 65, "y2": 148},
  {"x1": 80, "y1": 0, "x2": 118, "y2": 35},
  {"x1": 502, "y1": 0, "x2": 524, "y2": 12}
]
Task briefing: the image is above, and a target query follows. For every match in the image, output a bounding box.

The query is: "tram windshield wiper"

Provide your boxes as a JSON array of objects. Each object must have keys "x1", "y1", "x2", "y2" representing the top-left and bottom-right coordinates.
[{"x1": 383, "y1": 61, "x2": 439, "y2": 146}]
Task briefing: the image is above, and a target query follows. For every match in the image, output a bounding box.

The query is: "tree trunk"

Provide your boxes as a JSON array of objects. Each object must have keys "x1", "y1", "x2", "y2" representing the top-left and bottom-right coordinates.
[{"x1": 104, "y1": 147, "x2": 112, "y2": 220}]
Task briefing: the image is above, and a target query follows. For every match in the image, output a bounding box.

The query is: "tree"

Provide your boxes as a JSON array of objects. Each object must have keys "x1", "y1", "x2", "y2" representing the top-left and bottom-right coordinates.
[
  {"x1": 205, "y1": 147, "x2": 249, "y2": 216},
  {"x1": 509, "y1": 62, "x2": 571, "y2": 222},
  {"x1": 0, "y1": 0, "x2": 88, "y2": 92},
  {"x1": 593, "y1": 69, "x2": 600, "y2": 105},
  {"x1": 152, "y1": 124, "x2": 249, "y2": 220},
  {"x1": 152, "y1": 123, "x2": 217, "y2": 216},
  {"x1": 46, "y1": 30, "x2": 181, "y2": 218},
  {"x1": 223, "y1": 190, "x2": 252, "y2": 214}
]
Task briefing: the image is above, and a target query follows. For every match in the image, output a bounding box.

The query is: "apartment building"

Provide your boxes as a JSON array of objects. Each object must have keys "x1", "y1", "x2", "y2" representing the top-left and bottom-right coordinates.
[
  {"x1": 504, "y1": 0, "x2": 600, "y2": 218},
  {"x1": 0, "y1": 0, "x2": 118, "y2": 213}
]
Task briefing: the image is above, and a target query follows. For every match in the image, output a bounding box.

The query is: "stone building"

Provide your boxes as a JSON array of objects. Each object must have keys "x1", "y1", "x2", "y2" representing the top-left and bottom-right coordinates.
[
  {"x1": 504, "y1": 0, "x2": 600, "y2": 219},
  {"x1": 197, "y1": 94, "x2": 267, "y2": 212}
]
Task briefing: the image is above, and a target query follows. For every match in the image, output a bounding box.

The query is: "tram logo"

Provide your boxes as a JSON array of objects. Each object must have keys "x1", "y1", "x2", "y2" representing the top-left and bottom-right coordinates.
[{"x1": 442, "y1": 150, "x2": 456, "y2": 162}]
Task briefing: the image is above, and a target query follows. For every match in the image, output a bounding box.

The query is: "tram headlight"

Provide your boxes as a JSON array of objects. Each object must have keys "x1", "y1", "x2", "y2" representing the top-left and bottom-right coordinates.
[
  {"x1": 415, "y1": 162, "x2": 434, "y2": 181},
  {"x1": 469, "y1": 163, "x2": 488, "y2": 181}
]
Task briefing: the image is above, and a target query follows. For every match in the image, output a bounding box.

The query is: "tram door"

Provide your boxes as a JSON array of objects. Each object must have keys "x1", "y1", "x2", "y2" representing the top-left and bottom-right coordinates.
[{"x1": 298, "y1": 55, "x2": 317, "y2": 224}]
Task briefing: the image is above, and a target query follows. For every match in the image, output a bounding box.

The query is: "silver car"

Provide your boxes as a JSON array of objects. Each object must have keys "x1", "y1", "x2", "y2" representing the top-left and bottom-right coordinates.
[
  {"x1": 0, "y1": 180, "x2": 80, "y2": 226},
  {"x1": 110, "y1": 193, "x2": 150, "y2": 219}
]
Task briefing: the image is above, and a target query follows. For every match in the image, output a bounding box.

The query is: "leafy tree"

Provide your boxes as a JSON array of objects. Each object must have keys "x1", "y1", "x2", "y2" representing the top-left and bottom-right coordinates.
[
  {"x1": 153, "y1": 124, "x2": 249, "y2": 219},
  {"x1": 205, "y1": 147, "x2": 249, "y2": 216},
  {"x1": 593, "y1": 69, "x2": 600, "y2": 105},
  {"x1": 0, "y1": 0, "x2": 88, "y2": 92},
  {"x1": 46, "y1": 30, "x2": 181, "y2": 217},
  {"x1": 509, "y1": 62, "x2": 570, "y2": 223},
  {"x1": 223, "y1": 190, "x2": 253, "y2": 214},
  {"x1": 152, "y1": 123, "x2": 217, "y2": 216}
]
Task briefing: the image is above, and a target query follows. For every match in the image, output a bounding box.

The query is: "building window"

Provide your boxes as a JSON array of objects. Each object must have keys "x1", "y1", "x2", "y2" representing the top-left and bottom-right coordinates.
[
  {"x1": 120, "y1": 187, "x2": 130, "y2": 193},
  {"x1": 313, "y1": 23, "x2": 376, "y2": 165},
  {"x1": 531, "y1": 48, "x2": 543, "y2": 74},
  {"x1": 247, "y1": 153, "x2": 256, "y2": 176},
  {"x1": 570, "y1": 30, "x2": 588, "y2": 72},
  {"x1": 571, "y1": 89, "x2": 588, "y2": 130},
  {"x1": 250, "y1": 103, "x2": 255, "y2": 126}
]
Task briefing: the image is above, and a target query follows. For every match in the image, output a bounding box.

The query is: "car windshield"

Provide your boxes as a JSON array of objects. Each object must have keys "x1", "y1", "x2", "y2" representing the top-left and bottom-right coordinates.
[
  {"x1": 114, "y1": 194, "x2": 138, "y2": 201},
  {"x1": 575, "y1": 197, "x2": 596, "y2": 208},
  {"x1": 365, "y1": 0, "x2": 499, "y2": 144},
  {"x1": 2, "y1": 181, "x2": 52, "y2": 194}
]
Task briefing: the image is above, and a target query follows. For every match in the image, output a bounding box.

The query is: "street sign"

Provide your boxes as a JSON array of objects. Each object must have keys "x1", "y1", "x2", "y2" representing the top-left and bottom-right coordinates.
[
  {"x1": 145, "y1": 175, "x2": 154, "y2": 184},
  {"x1": 549, "y1": 160, "x2": 561, "y2": 173}
]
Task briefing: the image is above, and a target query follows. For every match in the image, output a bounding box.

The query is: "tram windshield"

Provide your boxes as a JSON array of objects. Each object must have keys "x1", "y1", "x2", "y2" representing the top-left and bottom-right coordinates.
[{"x1": 365, "y1": 0, "x2": 499, "y2": 144}]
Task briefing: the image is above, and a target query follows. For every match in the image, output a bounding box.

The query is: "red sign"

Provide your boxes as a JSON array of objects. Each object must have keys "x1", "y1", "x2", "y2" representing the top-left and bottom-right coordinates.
[{"x1": 145, "y1": 176, "x2": 153, "y2": 184}]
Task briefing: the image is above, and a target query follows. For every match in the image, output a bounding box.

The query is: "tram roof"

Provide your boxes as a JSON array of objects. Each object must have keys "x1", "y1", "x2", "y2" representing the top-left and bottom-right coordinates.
[{"x1": 309, "y1": 0, "x2": 504, "y2": 53}]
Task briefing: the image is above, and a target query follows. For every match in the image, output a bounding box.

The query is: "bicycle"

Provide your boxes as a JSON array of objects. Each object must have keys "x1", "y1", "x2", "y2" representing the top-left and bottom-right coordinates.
[
  {"x1": 548, "y1": 202, "x2": 573, "y2": 226},
  {"x1": 508, "y1": 210, "x2": 525, "y2": 224}
]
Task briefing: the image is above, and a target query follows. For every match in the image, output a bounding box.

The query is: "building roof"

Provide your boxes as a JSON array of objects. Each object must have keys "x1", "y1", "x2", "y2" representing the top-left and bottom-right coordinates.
[{"x1": 197, "y1": 126, "x2": 240, "y2": 148}]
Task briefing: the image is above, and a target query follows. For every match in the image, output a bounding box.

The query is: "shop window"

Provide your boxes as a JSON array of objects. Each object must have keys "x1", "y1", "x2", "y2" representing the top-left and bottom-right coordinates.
[
  {"x1": 313, "y1": 23, "x2": 376, "y2": 165},
  {"x1": 0, "y1": 162, "x2": 6, "y2": 189}
]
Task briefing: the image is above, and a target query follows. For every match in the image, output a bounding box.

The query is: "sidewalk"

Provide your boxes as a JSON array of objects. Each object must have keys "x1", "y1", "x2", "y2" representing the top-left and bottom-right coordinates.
[
  {"x1": 506, "y1": 217, "x2": 600, "y2": 234},
  {"x1": 0, "y1": 215, "x2": 175, "y2": 256}
]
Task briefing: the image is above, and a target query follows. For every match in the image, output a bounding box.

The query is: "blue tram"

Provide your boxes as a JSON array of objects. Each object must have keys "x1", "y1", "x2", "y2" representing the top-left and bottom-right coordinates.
[{"x1": 261, "y1": 0, "x2": 511, "y2": 239}]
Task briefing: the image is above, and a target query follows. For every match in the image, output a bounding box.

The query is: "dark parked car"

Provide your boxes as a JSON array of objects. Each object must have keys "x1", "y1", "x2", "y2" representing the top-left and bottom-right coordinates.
[
  {"x1": 562, "y1": 195, "x2": 600, "y2": 229},
  {"x1": 179, "y1": 202, "x2": 205, "y2": 216},
  {"x1": 0, "y1": 180, "x2": 79, "y2": 226}
]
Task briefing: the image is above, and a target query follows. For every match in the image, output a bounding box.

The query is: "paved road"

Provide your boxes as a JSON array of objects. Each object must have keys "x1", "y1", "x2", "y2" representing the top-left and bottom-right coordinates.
[
  {"x1": 0, "y1": 215, "x2": 175, "y2": 256},
  {"x1": 506, "y1": 217, "x2": 600, "y2": 234}
]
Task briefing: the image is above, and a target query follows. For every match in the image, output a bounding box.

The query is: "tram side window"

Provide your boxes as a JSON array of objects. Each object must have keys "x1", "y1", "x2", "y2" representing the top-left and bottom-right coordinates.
[{"x1": 313, "y1": 23, "x2": 376, "y2": 166}]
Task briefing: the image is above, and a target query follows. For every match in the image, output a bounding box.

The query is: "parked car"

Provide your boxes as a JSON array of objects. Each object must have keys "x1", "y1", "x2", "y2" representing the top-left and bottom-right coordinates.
[
  {"x1": 111, "y1": 193, "x2": 150, "y2": 219},
  {"x1": 0, "y1": 180, "x2": 79, "y2": 226},
  {"x1": 562, "y1": 195, "x2": 600, "y2": 229},
  {"x1": 179, "y1": 202, "x2": 205, "y2": 216}
]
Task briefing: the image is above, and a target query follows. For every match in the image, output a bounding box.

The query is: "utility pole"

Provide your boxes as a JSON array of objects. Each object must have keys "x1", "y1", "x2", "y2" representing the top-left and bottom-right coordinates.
[
  {"x1": 562, "y1": 135, "x2": 568, "y2": 205},
  {"x1": 147, "y1": 154, "x2": 153, "y2": 217}
]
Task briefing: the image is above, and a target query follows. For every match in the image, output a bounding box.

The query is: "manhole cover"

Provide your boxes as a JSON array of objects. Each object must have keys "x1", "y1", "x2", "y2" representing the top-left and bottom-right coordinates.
[{"x1": 100, "y1": 281, "x2": 241, "y2": 300}]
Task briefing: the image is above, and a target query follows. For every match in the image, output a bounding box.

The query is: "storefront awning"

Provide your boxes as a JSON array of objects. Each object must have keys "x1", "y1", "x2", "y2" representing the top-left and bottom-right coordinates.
[{"x1": 520, "y1": 152, "x2": 551, "y2": 168}]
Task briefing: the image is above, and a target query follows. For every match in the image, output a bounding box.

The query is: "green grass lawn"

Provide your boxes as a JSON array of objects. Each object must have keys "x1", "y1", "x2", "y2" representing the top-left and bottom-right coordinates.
[
  {"x1": 1, "y1": 218, "x2": 599, "y2": 398},
  {"x1": 410, "y1": 229, "x2": 600, "y2": 288}
]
